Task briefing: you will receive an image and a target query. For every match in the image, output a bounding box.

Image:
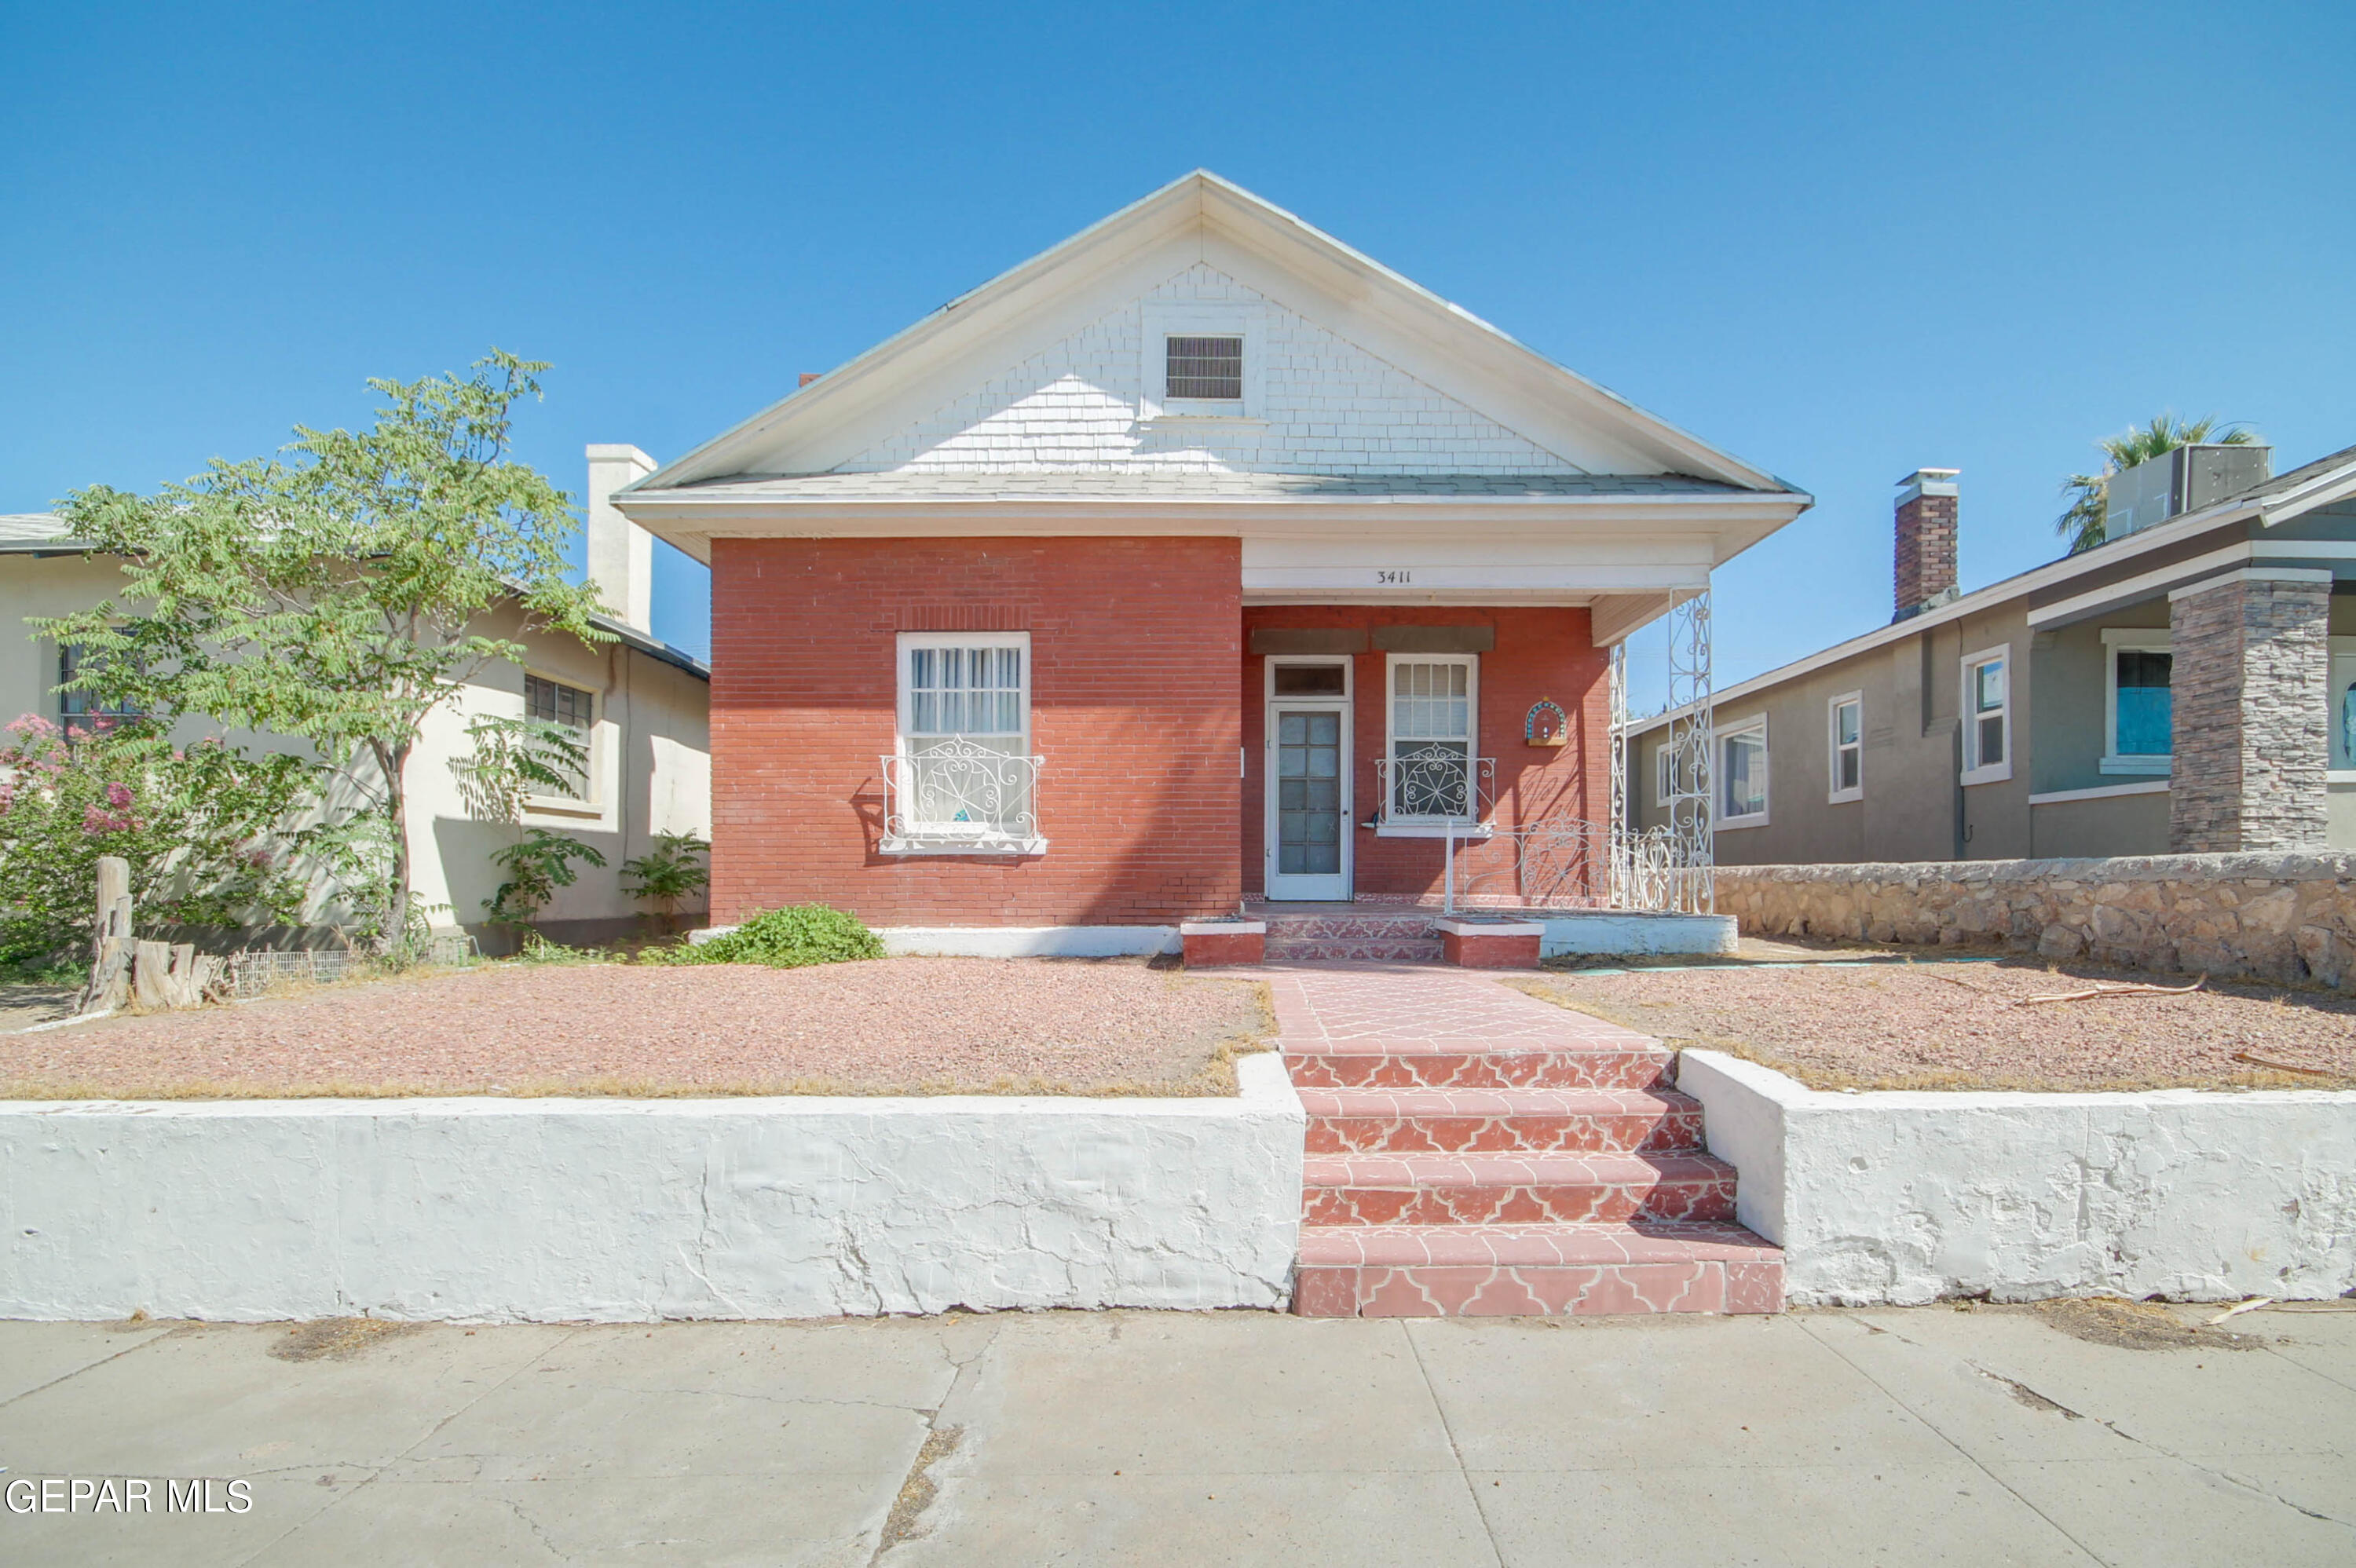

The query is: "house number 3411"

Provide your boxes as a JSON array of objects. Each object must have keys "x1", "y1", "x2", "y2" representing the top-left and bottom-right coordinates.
[{"x1": 1376, "y1": 569, "x2": 1413, "y2": 585}]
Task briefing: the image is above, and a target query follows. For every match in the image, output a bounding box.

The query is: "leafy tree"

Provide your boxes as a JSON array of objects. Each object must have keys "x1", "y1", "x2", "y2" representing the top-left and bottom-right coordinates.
[
  {"x1": 2056, "y1": 414, "x2": 2259, "y2": 554},
  {"x1": 481, "y1": 828, "x2": 607, "y2": 936},
  {"x1": 0, "y1": 715, "x2": 321, "y2": 967},
  {"x1": 452, "y1": 715, "x2": 591, "y2": 826},
  {"x1": 35, "y1": 350, "x2": 613, "y2": 948},
  {"x1": 620, "y1": 831, "x2": 712, "y2": 933}
]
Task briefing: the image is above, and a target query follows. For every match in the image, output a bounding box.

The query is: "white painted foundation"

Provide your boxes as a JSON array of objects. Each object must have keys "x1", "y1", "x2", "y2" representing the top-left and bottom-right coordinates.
[
  {"x1": 1679, "y1": 1050, "x2": 2356, "y2": 1306},
  {"x1": 0, "y1": 1055, "x2": 1304, "y2": 1323},
  {"x1": 1538, "y1": 911, "x2": 1737, "y2": 958},
  {"x1": 690, "y1": 924, "x2": 1180, "y2": 959}
]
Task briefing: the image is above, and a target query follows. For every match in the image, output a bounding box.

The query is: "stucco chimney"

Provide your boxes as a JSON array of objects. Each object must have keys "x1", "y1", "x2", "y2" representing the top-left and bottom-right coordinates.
[
  {"x1": 585, "y1": 444, "x2": 658, "y2": 633},
  {"x1": 1893, "y1": 467, "x2": 1960, "y2": 623}
]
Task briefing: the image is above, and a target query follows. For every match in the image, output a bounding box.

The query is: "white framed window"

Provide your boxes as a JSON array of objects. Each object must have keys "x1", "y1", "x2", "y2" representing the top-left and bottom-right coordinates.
[
  {"x1": 1655, "y1": 742, "x2": 1674, "y2": 807},
  {"x1": 1961, "y1": 645, "x2": 2011, "y2": 785},
  {"x1": 2330, "y1": 637, "x2": 2356, "y2": 781},
  {"x1": 1385, "y1": 654, "x2": 1478, "y2": 824},
  {"x1": 1827, "y1": 693, "x2": 1863, "y2": 804},
  {"x1": 1718, "y1": 715, "x2": 1769, "y2": 828},
  {"x1": 2100, "y1": 628, "x2": 2171, "y2": 775},
  {"x1": 523, "y1": 671, "x2": 597, "y2": 803},
  {"x1": 886, "y1": 631, "x2": 1041, "y2": 853},
  {"x1": 1140, "y1": 305, "x2": 1261, "y2": 420}
]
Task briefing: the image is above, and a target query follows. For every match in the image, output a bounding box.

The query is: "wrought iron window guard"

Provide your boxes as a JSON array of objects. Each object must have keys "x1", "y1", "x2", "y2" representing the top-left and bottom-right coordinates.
[
  {"x1": 880, "y1": 739, "x2": 1046, "y2": 856},
  {"x1": 1372, "y1": 746, "x2": 1494, "y2": 833}
]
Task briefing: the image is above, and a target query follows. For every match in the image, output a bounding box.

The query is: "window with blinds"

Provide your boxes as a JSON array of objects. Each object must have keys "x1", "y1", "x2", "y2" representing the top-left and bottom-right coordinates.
[{"x1": 525, "y1": 674, "x2": 595, "y2": 799}]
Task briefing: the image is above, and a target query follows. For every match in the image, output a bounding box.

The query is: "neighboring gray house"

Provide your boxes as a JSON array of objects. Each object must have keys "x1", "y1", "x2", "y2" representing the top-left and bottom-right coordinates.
[{"x1": 1629, "y1": 440, "x2": 2356, "y2": 864}]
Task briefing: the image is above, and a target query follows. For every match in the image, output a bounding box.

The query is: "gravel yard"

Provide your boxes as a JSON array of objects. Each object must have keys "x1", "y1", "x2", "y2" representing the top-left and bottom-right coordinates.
[
  {"x1": 0, "y1": 958, "x2": 1271, "y2": 1099},
  {"x1": 1518, "y1": 956, "x2": 2356, "y2": 1091}
]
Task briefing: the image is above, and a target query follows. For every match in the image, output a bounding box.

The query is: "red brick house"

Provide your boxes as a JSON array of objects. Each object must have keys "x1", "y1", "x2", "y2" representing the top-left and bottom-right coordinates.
[{"x1": 613, "y1": 173, "x2": 1809, "y2": 956}]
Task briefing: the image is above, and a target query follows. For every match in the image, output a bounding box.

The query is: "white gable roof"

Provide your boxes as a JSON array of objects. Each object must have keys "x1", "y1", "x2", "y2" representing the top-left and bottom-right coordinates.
[{"x1": 631, "y1": 173, "x2": 1799, "y2": 496}]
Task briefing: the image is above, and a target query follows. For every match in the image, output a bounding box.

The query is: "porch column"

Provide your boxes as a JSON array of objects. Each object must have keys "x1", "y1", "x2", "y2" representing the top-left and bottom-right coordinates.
[{"x1": 2166, "y1": 568, "x2": 2331, "y2": 852}]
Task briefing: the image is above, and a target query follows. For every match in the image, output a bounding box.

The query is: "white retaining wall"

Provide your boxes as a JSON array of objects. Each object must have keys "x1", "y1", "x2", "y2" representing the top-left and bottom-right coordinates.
[
  {"x1": 1538, "y1": 911, "x2": 1737, "y2": 958},
  {"x1": 0, "y1": 1055, "x2": 1304, "y2": 1322},
  {"x1": 1680, "y1": 1049, "x2": 2356, "y2": 1306}
]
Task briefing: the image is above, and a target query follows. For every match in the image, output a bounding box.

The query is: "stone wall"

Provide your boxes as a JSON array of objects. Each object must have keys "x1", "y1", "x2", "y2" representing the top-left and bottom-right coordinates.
[
  {"x1": 2167, "y1": 571, "x2": 2329, "y2": 852},
  {"x1": 1713, "y1": 853, "x2": 2356, "y2": 989}
]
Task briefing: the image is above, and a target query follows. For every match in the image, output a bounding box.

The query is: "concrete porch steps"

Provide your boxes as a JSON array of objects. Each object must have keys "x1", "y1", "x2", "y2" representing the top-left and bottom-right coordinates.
[{"x1": 1279, "y1": 967, "x2": 1782, "y2": 1318}]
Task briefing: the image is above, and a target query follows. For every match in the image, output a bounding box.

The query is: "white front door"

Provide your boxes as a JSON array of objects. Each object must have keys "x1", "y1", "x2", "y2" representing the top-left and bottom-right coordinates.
[{"x1": 1264, "y1": 659, "x2": 1353, "y2": 901}]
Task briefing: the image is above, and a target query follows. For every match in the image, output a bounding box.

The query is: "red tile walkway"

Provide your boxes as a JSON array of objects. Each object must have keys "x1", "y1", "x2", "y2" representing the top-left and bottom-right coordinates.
[{"x1": 1253, "y1": 963, "x2": 1783, "y2": 1318}]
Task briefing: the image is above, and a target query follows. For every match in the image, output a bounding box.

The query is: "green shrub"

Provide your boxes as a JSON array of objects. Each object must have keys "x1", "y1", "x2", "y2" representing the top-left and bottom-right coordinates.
[{"x1": 674, "y1": 904, "x2": 884, "y2": 968}]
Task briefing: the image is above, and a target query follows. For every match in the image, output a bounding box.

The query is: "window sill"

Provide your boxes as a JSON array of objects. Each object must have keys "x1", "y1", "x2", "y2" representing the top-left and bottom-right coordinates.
[
  {"x1": 1826, "y1": 788, "x2": 1863, "y2": 806},
  {"x1": 1372, "y1": 820, "x2": 1492, "y2": 839},
  {"x1": 524, "y1": 796, "x2": 602, "y2": 820},
  {"x1": 879, "y1": 835, "x2": 1047, "y2": 857},
  {"x1": 2098, "y1": 757, "x2": 2171, "y2": 776},
  {"x1": 1716, "y1": 813, "x2": 1769, "y2": 832},
  {"x1": 1960, "y1": 765, "x2": 2013, "y2": 788}
]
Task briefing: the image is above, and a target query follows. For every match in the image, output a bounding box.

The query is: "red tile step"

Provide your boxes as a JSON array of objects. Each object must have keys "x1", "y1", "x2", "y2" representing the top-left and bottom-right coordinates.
[
  {"x1": 1264, "y1": 938, "x2": 1447, "y2": 964},
  {"x1": 1302, "y1": 1151, "x2": 1739, "y2": 1227},
  {"x1": 1286, "y1": 1044, "x2": 1675, "y2": 1091},
  {"x1": 1302, "y1": 1087, "x2": 1703, "y2": 1155},
  {"x1": 1293, "y1": 1223, "x2": 1783, "y2": 1317}
]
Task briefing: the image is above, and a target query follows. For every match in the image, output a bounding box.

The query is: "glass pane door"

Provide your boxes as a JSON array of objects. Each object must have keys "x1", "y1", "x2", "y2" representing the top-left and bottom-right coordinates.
[{"x1": 1267, "y1": 704, "x2": 1350, "y2": 900}]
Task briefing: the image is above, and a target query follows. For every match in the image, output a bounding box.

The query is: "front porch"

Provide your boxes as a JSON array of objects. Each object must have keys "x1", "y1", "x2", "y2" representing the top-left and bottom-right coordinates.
[{"x1": 1183, "y1": 899, "x2": 1738, "y2": 968}]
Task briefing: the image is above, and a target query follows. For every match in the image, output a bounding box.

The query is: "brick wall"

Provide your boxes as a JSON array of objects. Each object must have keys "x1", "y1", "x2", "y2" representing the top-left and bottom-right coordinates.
[
  {"x1": 710, "y1": 537, "x2": 1243, "y2": 927},
  {"x1": 2168, "y1": 573, "x2": 2329, "y2": 853},
  {"x1": 1240, "y1": 606, "x2": 1606, "y2": 901},
  {"x1": 1893, "y1": 487, "x2": 1958, "y2": 619},
  {"x1": 844, "y1": 265, "x2": 1576, "y2": 477}
]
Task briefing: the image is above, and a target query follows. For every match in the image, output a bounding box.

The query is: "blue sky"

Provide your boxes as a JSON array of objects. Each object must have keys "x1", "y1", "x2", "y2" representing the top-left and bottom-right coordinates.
[{"x1": 5, "y1": 2, "x2": 2351, "y2": 698}]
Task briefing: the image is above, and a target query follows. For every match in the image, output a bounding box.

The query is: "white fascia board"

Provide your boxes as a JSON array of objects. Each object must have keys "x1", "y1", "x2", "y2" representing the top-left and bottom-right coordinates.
[
  {"x1": 629, "y1": 170, "x2": 1810, "y2": 505},
  {"x1": 2027, "y1": 780, "x2": 2169, "y2": 806},
  {"x1": 1625, "y1": 502, "x2": 2303, "y2": 737},
  {"x1": 2025, "y1": 541, "x2": 2255, "y2": 628},
  {"x1": 1191, "y1": 188, "x2": 1798, "y2": 492},
  {"x1": 2256, "y1": 461, "x2": 2356, "y2": 524}
]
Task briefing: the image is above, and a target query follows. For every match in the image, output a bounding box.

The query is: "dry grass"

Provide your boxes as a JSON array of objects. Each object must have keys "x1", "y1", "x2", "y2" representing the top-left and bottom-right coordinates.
[
  {"x1": 0, "y1": 951, "x2": 1272, "y2": 1097},
  {"x1": 1513, "y1": 956, "x2": 2356, "y2": 1092}
]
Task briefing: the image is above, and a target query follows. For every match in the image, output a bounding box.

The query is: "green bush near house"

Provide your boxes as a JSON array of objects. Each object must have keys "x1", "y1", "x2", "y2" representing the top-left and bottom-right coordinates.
[{"x1": 670, "y1": 904, "x2": 885, "y2": 968}]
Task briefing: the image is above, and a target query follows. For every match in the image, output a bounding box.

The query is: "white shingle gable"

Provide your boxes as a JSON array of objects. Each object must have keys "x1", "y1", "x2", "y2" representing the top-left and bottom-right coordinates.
[{"x1": 838, "y1": 265, "x2": 1582, "y2": 476}]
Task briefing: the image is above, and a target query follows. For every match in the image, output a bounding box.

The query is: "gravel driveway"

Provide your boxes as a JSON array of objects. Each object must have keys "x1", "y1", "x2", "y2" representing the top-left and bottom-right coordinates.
[
  {"x1": 0, "y1": 958, "x2": 1270, "y2": 1099},
  {"x1": 1520, "y1": 957, "x2": 2356, "y2": 1091}
]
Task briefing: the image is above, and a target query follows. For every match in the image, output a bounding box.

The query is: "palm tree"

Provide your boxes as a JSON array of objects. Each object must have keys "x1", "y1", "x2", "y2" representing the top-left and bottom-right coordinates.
[{"x1": 2057, "y1": 414, "x2": 2258, "y2": 554}]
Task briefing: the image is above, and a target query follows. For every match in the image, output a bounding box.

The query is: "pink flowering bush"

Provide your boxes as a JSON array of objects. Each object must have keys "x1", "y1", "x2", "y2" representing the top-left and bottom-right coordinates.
[{"x1": 0, "y1": 715, "x2": 324, "y2": 967}]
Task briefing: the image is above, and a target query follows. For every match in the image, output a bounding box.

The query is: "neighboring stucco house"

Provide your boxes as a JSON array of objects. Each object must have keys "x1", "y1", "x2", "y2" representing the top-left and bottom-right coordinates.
[
  {"x1": 607, "y1": 172, "x2": 1813, "y2": 952},
  {"x1": 1627, "y1": 441, "x2": 2356, "y2": 864},
  {"x1": 1, "y1": 455, "x2": 712, "y2": 949}
]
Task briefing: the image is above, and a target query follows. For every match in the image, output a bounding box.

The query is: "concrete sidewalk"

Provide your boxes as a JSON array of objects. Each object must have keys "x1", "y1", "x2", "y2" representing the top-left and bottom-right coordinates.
[{"x1": 0, "y1": 1302, "x2": 2349, "y2": 1565}]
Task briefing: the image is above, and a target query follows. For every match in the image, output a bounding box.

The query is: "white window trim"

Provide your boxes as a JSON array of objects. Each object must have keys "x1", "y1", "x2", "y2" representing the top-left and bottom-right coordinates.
[
  {"x1": 1960, "y1": 645, "x2": 2013, "y2": 787},
  {"x1": 1264, "y1": 653, "x2": 1352, "y2": 703},
  {"x1": 1380, "y1": 652, "x2": 1481, "y2": 833},
  {"x1": 2330, "y1": 636, "x2": 2356, "y2": 780},
  {"x1": 1655, "y1": 743, "x2": 1674, "y2": 808},
  {"x1": 1140, "y1": 304, "x2": 1264, "y2": 422},
  {"x1": 1717, "y1": 713, "x2": 1769, "y2": 829},
  {"x1": 886, "y1": 630, "x2": 1041, "y2": 856},
  {"x1": 1826, "y1": 691, "x2": 1864, "y2": 805},
  {"x1": 2099, "y1": 628, "x2": 2171, "y2": 777},
  {"x1": 520, "y1": 669, "x2": 605, "y2": 817}
]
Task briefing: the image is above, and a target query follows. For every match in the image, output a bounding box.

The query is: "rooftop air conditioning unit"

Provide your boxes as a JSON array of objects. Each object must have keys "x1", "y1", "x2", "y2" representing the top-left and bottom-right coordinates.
[{"x1": 2105, "y1": 443, "x2": 2271, "y2": 539}]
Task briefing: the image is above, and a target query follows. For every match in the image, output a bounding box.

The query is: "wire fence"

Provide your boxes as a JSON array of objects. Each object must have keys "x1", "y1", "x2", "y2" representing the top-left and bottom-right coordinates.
[{"x1": 220, "y1": 933, "x2": 477, "y2": 999}]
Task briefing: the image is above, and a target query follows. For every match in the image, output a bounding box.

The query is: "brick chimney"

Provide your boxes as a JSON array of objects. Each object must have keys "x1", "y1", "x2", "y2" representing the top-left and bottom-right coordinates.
[{"x1": 1893, "y1": 467, "x2": 1960, "y2": 622}]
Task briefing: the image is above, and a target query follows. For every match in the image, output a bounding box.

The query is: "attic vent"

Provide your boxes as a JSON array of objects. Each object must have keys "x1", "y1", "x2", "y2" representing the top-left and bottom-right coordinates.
[{"x1": 1165, "y1": 335, "x2": 1242, "y2": 400}]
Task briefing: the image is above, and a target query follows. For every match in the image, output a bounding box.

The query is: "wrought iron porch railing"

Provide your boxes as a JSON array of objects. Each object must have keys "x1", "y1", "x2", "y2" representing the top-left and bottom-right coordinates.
[
  {"x1": 1438, "y1": 819, "x2": 1715, "y2": 916},
  {"x1": 879, "y1": 739, "x2": 1046, "y2": 855}
]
